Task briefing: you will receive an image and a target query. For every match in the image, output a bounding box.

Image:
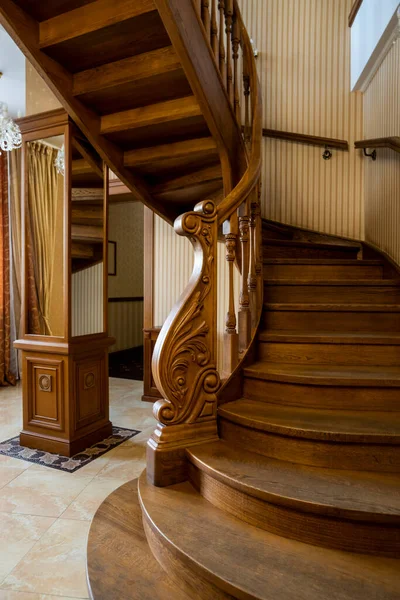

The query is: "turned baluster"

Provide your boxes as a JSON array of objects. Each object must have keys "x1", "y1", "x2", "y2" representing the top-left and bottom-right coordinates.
[
  {"x1": 211, "y1": 0, "x2": 219, "y2": 60},
  {"x1": 223, "y1": 229, "x2": 239, "y2": 375},
  {"x1": 201, "y1": 0, "x2": 211, "y2": 42},
  {"x1": 225, "y1": 0, "x2": 234, "y2": 105},
  {"x1": 243, "y1": 57, "x2": 251, "y2": 147},
  {"x1": 218, "y1": 0, "x2": 227, "y2": 86},
  {"x1": 249, "y1": 189, "x2": 262, "y2": 328},
  {"x1": 232, "y1": 13, "x2": 241, "y2": 123},
  {"x1": 255, "y1": 180, "x2": 263, "y2": 314},
  {"x1": 238, "y1": 202, "x2": 251, "y2": 351}
]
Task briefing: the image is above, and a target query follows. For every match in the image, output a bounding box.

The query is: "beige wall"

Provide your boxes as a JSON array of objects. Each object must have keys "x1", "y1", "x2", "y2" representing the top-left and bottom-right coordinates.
[
  {"x1": 363, "y1": 40, "x2": 400, "y2": 263},
  {"x1": 238, "y1": 0, "x2": 364, "y2": 239},
  {"x1": 26, "y1": 62, "x2": 61, "y2": 116}
]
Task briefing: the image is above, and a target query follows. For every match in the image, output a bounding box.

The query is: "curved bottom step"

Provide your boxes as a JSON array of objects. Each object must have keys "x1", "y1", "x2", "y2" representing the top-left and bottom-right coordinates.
[
  {"x1": 87, "y1": 477, "x2": 193, "y2": 600},
  {"x1": 138, "y1": 471, "x2": 400, "y2": 600}
]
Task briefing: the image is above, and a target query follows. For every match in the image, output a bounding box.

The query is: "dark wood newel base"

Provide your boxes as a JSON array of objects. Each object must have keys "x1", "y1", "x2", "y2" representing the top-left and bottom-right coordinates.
[
  {"x1": 20, "y1": 422, "x2": 113, "y2": 457},
  {"x1": 147, "y1": 421, "x2": 219, "y2": 487}
]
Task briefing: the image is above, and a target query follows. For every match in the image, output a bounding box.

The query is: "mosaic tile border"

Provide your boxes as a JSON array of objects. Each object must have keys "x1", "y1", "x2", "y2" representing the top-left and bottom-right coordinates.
[{"x1": 0, "y1": 426, "x2": 141, "y2": 473}]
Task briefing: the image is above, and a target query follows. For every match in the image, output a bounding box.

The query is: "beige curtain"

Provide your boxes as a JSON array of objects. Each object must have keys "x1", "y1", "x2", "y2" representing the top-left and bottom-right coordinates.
[{"x1": 27, "y1": 142, "x2": 59, "y2": 336}]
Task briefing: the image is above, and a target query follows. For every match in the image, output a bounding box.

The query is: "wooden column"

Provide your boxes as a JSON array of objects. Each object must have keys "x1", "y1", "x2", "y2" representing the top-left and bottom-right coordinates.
[{"x1": 14, "y1": 109, "x2": 113, "y2": 457}]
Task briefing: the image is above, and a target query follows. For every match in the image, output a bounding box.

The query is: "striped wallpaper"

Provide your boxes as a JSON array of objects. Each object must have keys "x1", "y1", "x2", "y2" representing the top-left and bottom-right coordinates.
[
  {"x1": 363, "y1": 39, "x2": 400, "y2": 264},
  {"x1": 108, "y1": 300, "x2": 144, "y2": 352},
  {"x1": 72, "y1": 263, "x2": 104, "y2": 337},
  {"x1": 153, "y1": 216, "x2": 240, "y2": 373},
  {"x1": 238, "y1": 0, "x2": 364, "y2": 239}
]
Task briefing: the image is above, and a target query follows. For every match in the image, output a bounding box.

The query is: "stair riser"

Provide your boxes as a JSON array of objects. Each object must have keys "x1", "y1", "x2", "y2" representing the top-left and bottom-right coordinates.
[
  {"x1": 189, "y1": 465, "x2": 400, "y2": 557},
  {"x1": 264, "y1": 285, "x2": 400, "y2": 304},
  {"x1": 262, "y1": 310, "x2": 400, "y2": 331},
  {"x1": 263, "y1": 247, "x2": 359, "y2": 260},
  {"x1": 259, "y1": 341, "x2": 400, "y2": 366},
  {"x1": 219, "y1": 419, "x2": 400, "y2": 472},
  {"x1": 243, "y1": 377, "x2": 400, "y2": 411},
  {"x1": 263, "y1": 265, "x2": 383, "y2": 280}
]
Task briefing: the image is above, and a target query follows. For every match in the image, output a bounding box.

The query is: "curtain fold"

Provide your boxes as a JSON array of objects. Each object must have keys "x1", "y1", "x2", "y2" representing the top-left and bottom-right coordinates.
[
  {"x1": 0, "y1": 151, "x2": 16, "y2": 386},
  {"x1": 27, "y1": 142, "x2": 59, "y2": 336}
]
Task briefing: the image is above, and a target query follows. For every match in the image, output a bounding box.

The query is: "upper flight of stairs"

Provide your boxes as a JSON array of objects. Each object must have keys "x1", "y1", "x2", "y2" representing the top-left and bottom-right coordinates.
[
  {"x1": 0, "y1": 0, "x2": 241, "y2": 223},
  {"x1": 87, "y1": 221, "x2": 400, "y2": 599}
]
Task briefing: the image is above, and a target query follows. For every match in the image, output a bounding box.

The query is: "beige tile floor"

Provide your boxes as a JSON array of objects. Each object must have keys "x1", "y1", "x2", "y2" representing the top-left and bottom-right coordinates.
[{"x1": 0, "y1": 378, "x2": 155, "y2": 599}]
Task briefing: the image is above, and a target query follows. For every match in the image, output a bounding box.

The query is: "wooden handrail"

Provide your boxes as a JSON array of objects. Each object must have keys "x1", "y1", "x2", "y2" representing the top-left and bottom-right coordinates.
[
  {"x1": 349, "y1": 0, "x2": 364, "y2": 27},
  {"x1": 355, "y1": 137, "x2": 400, "y2": 154},
  {"x1": 263, "y1": 129, "x2": 349, "y2": 151},
  {"x1": 217, "y1": 1, "x2": 263, "y2": 224}
]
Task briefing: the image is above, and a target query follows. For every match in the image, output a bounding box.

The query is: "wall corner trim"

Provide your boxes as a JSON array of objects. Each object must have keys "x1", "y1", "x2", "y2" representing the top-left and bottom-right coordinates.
[{"x1": 353, "y1": 6, "x2": 400, "y2": 92}]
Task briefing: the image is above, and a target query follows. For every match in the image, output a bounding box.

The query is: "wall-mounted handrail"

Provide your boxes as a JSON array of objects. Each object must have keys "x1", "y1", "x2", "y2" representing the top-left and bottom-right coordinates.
[
  {"x1": 355, "y1": 137, "x2": 400, "y2": 155},
  {"x1": 349, "y1": 0, "x2": 364, "y2": 27},
  {"x1": 263, "y1": 129, "x2": 349, "y2": 151}
]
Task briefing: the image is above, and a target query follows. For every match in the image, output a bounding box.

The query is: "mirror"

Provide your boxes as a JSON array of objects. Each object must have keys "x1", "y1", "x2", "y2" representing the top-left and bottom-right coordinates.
[
  {"x1": 26, "y1": 134, "x2": 65, "y2": 336},
  {"x1": 70, "y1": 134, "x2": 106, "y2": 337}
]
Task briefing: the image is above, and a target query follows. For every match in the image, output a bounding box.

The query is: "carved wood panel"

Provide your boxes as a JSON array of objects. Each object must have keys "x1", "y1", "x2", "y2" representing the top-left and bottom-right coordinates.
[{"x1": 26, "y1": 357, "x2": 65, "y2": 432}]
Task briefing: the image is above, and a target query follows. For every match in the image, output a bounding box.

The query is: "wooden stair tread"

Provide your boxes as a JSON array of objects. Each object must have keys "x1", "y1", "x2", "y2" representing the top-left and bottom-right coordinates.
[
  {"x1": 259, "y1": 330, "x2": 400, "y2": 344},
  {"x1": 87, "y1": 478, "x2": 193, "y2": 600},
  {"x1": 264, "y1": 239, "x2": 360, "y2": 251},
  {"x1": 264, "y1": 302, "x2": 400, "y2": 312},
  {"x1": 263, "y1": 259, "x2": 382, "y2": 265},
  {"x1": 264, "y1": 279, "x2": 400, "y2": 286},
  {"x1": 219, "y1": 399, "x2": 400, "y2": 442},
  {"x1": 244, "y1": 361, "x2": 400, "y2": 387},
  {"x1": 139, "y1": 472, "x2": 400, "y2": 600},
  {"x1": 187, "y1": 440, "x2": 400, "y2": 522}
]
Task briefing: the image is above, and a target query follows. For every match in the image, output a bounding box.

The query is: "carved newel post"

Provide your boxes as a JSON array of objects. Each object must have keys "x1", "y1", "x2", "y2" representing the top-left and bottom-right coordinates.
[{"x1": 148, "y1": 201, "x2": 220, "y2": 486}]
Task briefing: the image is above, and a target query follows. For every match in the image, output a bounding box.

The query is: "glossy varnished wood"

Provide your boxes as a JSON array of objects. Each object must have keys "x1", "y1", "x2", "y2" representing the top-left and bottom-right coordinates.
[
  {"x1": 138, "y1": 471, "x2": 400, "y2": 600},
  {"x1": 87, "y1": 478, "x2": 194, "y2": 600},
  {"x1": 187, "y1": 441, "x2": 400, "y2": 555}
]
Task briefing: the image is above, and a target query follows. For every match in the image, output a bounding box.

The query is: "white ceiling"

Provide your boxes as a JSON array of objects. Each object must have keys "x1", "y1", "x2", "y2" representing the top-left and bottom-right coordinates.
[{"x1": 0, "y1": 25, "x2": 26, "y2": 118}]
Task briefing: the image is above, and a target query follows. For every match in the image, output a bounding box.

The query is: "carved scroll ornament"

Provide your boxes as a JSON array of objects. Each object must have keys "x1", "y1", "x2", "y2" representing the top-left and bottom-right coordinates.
[{"x1": 152, "y1": 201, "x2": 220, "y2": 426}]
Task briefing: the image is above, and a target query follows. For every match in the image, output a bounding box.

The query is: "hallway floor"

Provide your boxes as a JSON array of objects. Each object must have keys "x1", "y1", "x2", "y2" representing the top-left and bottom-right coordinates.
[{"x1": 0, "y1": 379, "x2": 155, "y2": 600}]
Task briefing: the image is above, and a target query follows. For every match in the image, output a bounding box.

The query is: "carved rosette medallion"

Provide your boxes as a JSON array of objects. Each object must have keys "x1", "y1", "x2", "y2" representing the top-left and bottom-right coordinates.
[
  {"x1": 38, "y1": 374, "x2": 52, "y2": 392},
  {"x1": 84, "y1": 372, "x2": 96, "y2": 390},
  {"x1": 152, "y1": 201, "x2": 221, "y2": 426}
]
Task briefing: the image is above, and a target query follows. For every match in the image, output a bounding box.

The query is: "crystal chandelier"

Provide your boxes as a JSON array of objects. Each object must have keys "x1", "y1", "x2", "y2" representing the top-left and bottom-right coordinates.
[
  {"x1": 0, "y1": 102, "x2": 22, "y2": 154},
  {"x1": 54, "y1": 145, "x2": 65, "y2": 176}
]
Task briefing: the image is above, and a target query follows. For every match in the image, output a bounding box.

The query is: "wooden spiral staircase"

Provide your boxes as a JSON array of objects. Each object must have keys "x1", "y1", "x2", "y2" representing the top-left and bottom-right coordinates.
[{"x1": 1, "y1": 1, "x2": 399, "y2": 598}]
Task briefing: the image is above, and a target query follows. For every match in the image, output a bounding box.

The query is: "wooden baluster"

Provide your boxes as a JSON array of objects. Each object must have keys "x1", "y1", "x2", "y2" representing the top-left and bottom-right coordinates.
[
  {"x1": 195, "y1": 0, "x2": 202, "y2": 17},
  {"x1": 255, "y1": 179, "x2": 263, "y2": 315},
  {"x1": 201, "y1": 0, "x2": 211, "y2": 42},
  {"x1": 218, "y1": 0, "x2": 227, "y2": 86},
  {"x1": 232, "y1": 12, "x2": 241, "y2": 123},
  {"x1": 225, "y1": 0, "x2": 234, "y2": 105},
  {"x1": 243, "y1": 57, "x2": 251, "y2": 147},
  {"x1": 248, "y1": 192, "x2": 258, "y2": 329},
  {"x1": 211, "y1": 0, "x2": 219, "y2": 60},
  {"x1": 238, "y1": 201, "x2": 251, "y2": 351},
  {"x1": 223, "y1": 224, "x2": 239, "y2": 376},
  {"x1": 249, "y1": 185, "x2": 262, "y2": 329}
]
